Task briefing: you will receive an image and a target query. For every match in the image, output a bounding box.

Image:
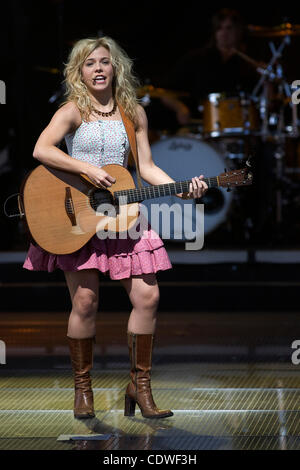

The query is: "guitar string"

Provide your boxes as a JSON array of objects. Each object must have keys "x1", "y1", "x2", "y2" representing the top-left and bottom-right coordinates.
[
  {"x1": 63, "y1": 177, "x2": 223, "y2": 211},
  {"x1": 63, "y1": 174, "x2": 245, "y2": 213}
]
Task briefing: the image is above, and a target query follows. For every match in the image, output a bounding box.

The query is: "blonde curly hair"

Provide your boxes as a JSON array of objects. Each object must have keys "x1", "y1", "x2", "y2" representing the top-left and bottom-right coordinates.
[{"x1": 61, "y1": 36, "x2": 140, "y2": 123}]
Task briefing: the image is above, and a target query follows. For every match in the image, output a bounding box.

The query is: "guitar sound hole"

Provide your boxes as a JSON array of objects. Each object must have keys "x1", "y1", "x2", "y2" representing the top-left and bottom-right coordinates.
[{"x1": 90, "y1": 189, "x2": 119, "y2": 216}]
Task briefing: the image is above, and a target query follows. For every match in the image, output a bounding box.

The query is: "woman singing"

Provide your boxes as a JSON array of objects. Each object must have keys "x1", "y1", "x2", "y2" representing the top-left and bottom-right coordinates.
[{"x1": 23, "y1": 37, "x2": 208, "y2": 419}]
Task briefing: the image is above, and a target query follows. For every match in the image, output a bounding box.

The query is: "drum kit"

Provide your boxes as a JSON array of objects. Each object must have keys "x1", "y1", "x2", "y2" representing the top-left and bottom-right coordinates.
[{"x1": 136, "y1": 22, "x2": 300, "y2": 244}]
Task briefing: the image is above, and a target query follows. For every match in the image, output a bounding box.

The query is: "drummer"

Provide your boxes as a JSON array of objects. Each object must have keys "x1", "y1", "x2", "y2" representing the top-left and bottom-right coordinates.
[{"x1": 171, "y1": 8, "x2": 260, "y2": 117}]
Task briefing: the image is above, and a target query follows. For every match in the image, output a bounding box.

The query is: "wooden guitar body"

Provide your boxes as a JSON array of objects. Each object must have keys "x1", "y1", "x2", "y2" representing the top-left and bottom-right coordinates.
[
  {"x1": 20, "y1": 162, "x2": 252, "y2": 255},
  {"x1": 21, "y1": 164, "x2": 139, "y2": 254}
]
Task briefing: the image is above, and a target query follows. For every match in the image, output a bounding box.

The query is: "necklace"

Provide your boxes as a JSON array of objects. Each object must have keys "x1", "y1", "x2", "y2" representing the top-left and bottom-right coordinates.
[{"x1": 92, "y1": 101, "x2": 117, "y2": 118}]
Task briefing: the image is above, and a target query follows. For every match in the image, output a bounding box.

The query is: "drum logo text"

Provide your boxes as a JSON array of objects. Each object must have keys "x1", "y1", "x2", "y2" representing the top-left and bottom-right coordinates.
[{"x1": 169, "y1": 141, "x2": 193, "y2": 151}]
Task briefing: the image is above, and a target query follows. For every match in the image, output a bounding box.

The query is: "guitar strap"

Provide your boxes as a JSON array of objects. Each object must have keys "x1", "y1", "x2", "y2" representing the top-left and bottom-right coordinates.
[{"x1": 118, "y1": 103, "x2": 142, "y2": 188}]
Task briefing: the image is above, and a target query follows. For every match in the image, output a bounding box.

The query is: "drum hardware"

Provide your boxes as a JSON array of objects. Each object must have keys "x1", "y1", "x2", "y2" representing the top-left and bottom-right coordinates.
[
  {"x1": 239, "y1": 25, "x2": 300, "y2": 238},
  {"x1": 251, "y1": 35, "x2": 292, "y2": 114},
  {"x1": 234, "y1": 32, "x2": 297, "y2": 139},
  {"x1": 273, "y1": 141, "x2": 285, "y2": 227}
]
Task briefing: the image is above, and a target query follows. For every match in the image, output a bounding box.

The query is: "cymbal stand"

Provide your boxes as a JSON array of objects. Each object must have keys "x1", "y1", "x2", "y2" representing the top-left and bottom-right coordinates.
[
  {"x1": 251, "y1": 35, "x2": 290, "y2": 100},
  {"x1": 251, "y1": 35, "x2": 293, "y2": 238},
  {"x1": 259, "y1": 81, "x2": 269, "y2": 140},
  {"x1": 274, "y1": 137, "x2": 285, "y2": 230}
]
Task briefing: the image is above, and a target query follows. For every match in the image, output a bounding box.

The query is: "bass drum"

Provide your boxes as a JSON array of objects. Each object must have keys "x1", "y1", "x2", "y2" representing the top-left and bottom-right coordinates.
[{"x1": 131, "y1": 136, "x2": 234, "y2": 241}]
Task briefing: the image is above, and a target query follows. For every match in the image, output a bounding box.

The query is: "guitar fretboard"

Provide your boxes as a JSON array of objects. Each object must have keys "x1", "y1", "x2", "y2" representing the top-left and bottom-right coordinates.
[{"x1": 114, "y1": 177, "x2": 218, "y2": 204}]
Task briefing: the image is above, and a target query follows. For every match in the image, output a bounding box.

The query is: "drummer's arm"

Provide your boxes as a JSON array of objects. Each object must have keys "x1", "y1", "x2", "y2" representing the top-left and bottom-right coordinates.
[
  {"x1": 160, "y1": 96, "x2": 191, "y2": 125},
  {"x1": 135, "y1": 105, "x2": 189, "y2": 199}
]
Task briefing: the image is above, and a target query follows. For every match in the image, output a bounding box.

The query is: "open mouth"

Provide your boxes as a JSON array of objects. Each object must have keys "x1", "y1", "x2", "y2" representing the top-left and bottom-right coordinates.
[{"x1": 93, "y1": 75, "x2": 106, "y2": 84}]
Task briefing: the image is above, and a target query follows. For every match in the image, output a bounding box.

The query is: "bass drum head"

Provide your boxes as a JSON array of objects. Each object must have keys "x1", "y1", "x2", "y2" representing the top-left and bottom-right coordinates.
[{"x1": 131, "y1": 136, "x2": 233, "y2": 241}]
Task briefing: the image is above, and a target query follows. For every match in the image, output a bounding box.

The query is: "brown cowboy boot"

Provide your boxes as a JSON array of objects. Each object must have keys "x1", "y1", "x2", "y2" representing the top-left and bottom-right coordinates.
[
  {"x1": 124, "y1": 332, "x2": 173, "y2": 419},
  {"x1": 67, "y1": 336, "x2": 95, "y2": 419}
]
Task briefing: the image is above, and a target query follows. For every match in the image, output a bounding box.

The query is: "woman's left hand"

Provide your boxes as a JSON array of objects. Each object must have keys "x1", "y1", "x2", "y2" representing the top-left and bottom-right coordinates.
[{"x1": 187, "y1": 175, "x2": 208, "y2": 199}]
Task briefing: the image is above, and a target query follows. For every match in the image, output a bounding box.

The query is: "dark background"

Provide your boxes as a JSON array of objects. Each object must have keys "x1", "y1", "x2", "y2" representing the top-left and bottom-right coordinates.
[{"x1": 1, "y1": 1, "x2": 300, "y2": 248}]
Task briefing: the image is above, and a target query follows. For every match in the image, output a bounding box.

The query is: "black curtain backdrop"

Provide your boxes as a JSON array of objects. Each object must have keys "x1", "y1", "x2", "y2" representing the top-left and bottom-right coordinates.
[{"x1": 1, "y1": 1, "x2": 300, "y2": 194}]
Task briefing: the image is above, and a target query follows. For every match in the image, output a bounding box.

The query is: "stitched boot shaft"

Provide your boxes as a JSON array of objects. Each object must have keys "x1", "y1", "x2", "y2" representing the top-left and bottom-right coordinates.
[
  {"x1": 67, "y1": 336, "x2": 95, "y2": 419},
  {"x1": 124, "y1": 332, "x2": 173, "y2": 419}
]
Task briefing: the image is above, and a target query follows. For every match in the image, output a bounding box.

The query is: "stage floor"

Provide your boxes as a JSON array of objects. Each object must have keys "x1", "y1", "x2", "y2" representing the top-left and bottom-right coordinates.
[{"x1": 1, "y1": 311, "x2": 300, "y2": 450}]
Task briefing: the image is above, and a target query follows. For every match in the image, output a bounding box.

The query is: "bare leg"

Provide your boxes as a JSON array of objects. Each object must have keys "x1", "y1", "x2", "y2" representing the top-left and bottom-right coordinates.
[
  {"x1": 120, "y1": 273, "x2": 159, "y2": 334},
  {"x1": 64, "y1": 269, "x2": 99, "y2": 339}
]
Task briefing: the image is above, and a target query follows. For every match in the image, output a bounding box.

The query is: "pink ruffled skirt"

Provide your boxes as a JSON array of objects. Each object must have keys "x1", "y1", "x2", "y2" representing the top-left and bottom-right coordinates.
[{"x1": 23, "y1": 226, "x2": 172, "y2": 280}]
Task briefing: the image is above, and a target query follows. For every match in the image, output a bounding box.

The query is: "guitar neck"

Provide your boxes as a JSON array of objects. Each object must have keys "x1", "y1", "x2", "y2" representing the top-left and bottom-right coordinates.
[{"x1": 115, "y1": 177, "x2": 219, "y2": 204}]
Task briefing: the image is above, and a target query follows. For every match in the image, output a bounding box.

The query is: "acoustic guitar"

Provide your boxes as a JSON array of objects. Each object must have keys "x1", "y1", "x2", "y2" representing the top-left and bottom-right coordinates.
[{"x1": 19, "y1": 163, "x2": 253, "y2": 254}]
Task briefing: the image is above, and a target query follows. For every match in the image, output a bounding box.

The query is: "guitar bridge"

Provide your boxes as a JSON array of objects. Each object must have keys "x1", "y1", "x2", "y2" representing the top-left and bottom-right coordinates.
[{"x1": 65, "y1": 187, "x2": 76, "y2": 226}]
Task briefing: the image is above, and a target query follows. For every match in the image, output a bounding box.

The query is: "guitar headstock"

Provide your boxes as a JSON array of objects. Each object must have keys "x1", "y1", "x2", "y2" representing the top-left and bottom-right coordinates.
[{"x1": 218, "y1": 168, "x2": 253, "y2": 188}]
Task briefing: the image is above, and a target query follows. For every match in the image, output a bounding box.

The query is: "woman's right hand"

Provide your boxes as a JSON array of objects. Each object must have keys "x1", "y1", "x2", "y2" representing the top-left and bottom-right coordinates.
[{"x1": 84, "y1": 165, "x2": 116, "y2": 189}]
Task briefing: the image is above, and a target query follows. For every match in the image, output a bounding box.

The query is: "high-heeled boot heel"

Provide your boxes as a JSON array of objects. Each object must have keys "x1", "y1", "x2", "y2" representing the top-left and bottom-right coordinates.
[
  {"x1": 124, "y1": 394, "x2": 136, "y2": 416},
  {"x1": 124, "y1": 332, "x2": 173, "y2": 419}
]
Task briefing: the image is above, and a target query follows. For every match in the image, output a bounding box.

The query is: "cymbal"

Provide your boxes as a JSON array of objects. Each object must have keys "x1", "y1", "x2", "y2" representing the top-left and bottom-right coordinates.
[
  {"x1": 34, "y1": 66, "x2": 61, "y2": 75},
  {"x1": 248, "y1": 23, "x2": 300, "y2": 37},
  {"x1": 137, "y1": 85, "x2": 189, "y2": 99}
]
